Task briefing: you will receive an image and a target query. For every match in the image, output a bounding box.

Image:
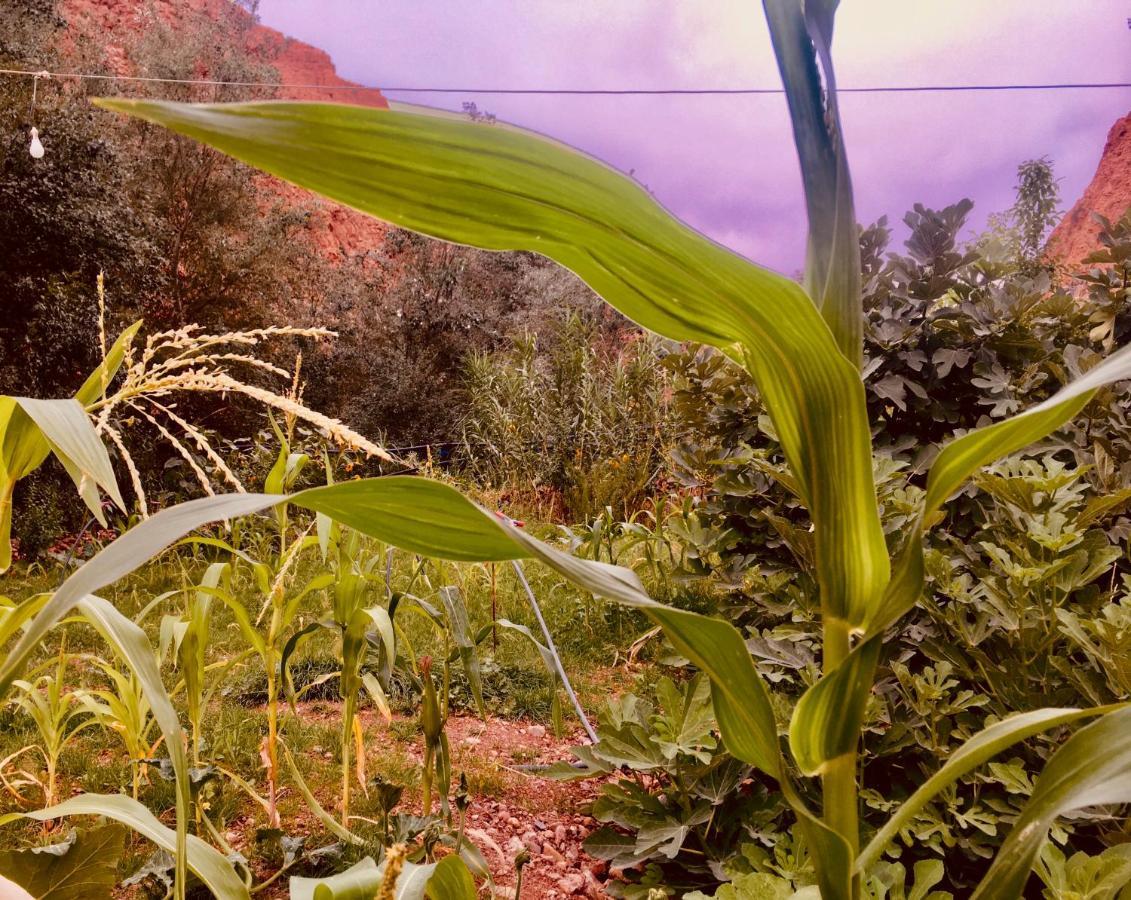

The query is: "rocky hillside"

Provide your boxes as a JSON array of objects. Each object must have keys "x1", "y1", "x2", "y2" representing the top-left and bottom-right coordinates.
[
  {"x1": 62, "y1": 0, "x2": 391, "y2": 262},
  {"x1": 1048, "y1": 111, "x2": 1131, "y2": 265}
]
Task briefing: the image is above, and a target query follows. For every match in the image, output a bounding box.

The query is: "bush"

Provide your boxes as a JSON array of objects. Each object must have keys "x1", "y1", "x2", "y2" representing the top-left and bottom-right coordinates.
[
  {"x1": 460, "y1": 313, "x2": 674, "y2": 521},
  {"x1": 605, "y1": 202, "x2": 1131, "y2": 891}
]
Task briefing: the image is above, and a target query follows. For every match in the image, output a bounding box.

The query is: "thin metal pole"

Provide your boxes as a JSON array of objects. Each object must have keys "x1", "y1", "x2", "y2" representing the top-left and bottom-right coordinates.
[{"x1": 510, "y1": 558, "x2": 598, "y2": 744}]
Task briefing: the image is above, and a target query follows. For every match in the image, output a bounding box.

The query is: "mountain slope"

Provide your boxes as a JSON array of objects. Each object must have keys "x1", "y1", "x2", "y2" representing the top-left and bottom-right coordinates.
[
  {"x1": 1048, "y1": 111, "x2": 1131, "y2": 265},
  {"x1": 62, "y1": 0, "x2": 391, "y2": 262}
]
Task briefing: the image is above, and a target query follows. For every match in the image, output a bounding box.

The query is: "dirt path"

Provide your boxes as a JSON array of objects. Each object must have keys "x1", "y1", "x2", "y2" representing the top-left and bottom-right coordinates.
[{"x1": 277, "y1": 704, "x2": 615, "y2": 898}]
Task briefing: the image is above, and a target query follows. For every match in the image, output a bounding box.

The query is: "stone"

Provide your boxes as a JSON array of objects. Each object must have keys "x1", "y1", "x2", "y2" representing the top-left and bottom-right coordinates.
[
  {"x1": 528, "y1": 724, "x2": 547, "y2": 738},
  {"x1": 557, "y1": 873, "x2": 586, "y2": 894}
]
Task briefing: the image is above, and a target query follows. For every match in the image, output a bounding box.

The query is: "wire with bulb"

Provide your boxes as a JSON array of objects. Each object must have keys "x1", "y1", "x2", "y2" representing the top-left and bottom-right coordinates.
[
  {"x1": 6, "y1": 62, "x2": 1129, "y2": 163},
  {"x1": 27, "y1": 70, "x2": 48, "y2": 159}
]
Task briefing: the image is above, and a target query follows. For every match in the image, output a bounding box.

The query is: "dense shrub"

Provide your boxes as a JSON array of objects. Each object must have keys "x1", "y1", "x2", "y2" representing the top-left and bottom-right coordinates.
[
  {"x1": 460, "y1": 313, "x2": 673, "y2": 521},
  {"x1": 597, "y1": 202, "x2": 1131, "y2": 892}
]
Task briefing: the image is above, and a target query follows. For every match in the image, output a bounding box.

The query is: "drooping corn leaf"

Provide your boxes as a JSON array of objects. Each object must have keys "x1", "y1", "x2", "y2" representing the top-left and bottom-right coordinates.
[
  {"x1": 0, "y1": 320, "x2": 139, "y2": 573},
  {"x1": 297, "y1": 478, "x2": 783, "y2": 778},
  {"x1": 971, "y1": 706, "x2": 1131, "y2": 899},
  {"x1": 94, "y1": 95, "x2": 888, "y2": 633},
  {"x1": 0, "y1": 794, "x2": 249, "y2": 900},
  {"x1": 858, "y1": 706, "x2": 1120, "y2": 874},
  {"x1": 438, "y1": 586, "x2": 486, "y2": 717},
  {"x1": 294, "y1": 477, "x2": 521, "y2": 562},
  {"x1": 6, "y1": 479, "x2": 783, "y2": 786},
  {"x1": 497, "y1": 618, "x2": 560, "y2": 690},
  {"x1": 15, "y1": 398, "x2": 125, "y2": 526},
  {"x1": 763, "y1": 0, "x2": 861, "y2": 364}
]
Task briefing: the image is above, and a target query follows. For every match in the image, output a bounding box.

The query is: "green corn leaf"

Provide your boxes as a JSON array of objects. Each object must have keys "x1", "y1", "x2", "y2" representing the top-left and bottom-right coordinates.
[
  {"x1": 794, "y1": 346, "x2": 1131, "y2": 778},
  {"x1": 763, "y1": 0, "x2": 861, "y2": 364},
  {"x1": 0, "y1": 321, "x2": 139, "y2": 573},
  {"x1": 94, "y1": 95, "x2": 888, "y2": 631},
  {"x1": 858, "y1": 706, "x2": 1120, "y2": 874},
  {"x1": 790, "y1": 637, "x2": 881, "y2": 776},
  {"x1": 280, "y1": 743, "x2": 366, "y2": 847},
  {"x1": 5, "y1": 481, "x2": 783, "y2": 783},
  {"x1": 13, "y1": 398, "x2": 124, "y2": 526},
  {"x1": 293, "y1": 478, "x2": 521, "y2": 562},
  {"x1": 877, "y1": 342, "x2": 1131, "y2": 633},
  {"x1": 438, "y1": 586, "x2": 486, "y2": 717},
  {"x1": 74, "y1": 320, "x2": 142, "y2": 406},
  {"x1": 290, "y1": 858, "x2": 378, "y2": 900},
  {"x1": 971, "y1": 706, "x2": 1131, "y2": 899},
  {"x1": 497, "y1": 618, "x2": 561, "y2": 690},
  {"x1": 0, "y1": 794, "x2": 249, "y2": 900},
  {"x1": 289, "y1": 854, "x2": 475, "y2": 900}
]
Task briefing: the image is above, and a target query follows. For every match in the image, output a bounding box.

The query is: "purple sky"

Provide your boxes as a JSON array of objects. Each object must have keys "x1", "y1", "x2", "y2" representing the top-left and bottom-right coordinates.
[{"x1": 258, "y1": 1, "x2": 1130, "y2": 274}]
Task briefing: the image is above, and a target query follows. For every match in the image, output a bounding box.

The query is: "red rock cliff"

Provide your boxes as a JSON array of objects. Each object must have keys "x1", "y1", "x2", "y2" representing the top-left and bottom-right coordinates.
[
  {"x1": 62, "y1": 0, "x2": 391, "y2": 261},
  {"x1": 1048, "y1": 111, "x2": 1131, "y2": 265}
]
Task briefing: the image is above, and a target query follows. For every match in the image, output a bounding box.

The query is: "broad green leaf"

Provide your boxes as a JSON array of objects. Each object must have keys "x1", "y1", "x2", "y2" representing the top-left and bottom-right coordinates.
[
  {"x1": 0, "y1": 398, "x2": 50, "y2": 573},
  {"x1": 763, "y1": 0, "x2": 861, "y2": 364},
  {"x1": 0, "y1": 823, "x2": 124, "y2": 900},
  {"x1": 288, "y1": 854, "x2": 474, "y2": 900},
  {"x1": 5, "y1": 479, "x2": 783, "y2": 782},
  {"x1": 14, "y1": 398, "x2": 124, "y2": 525},
  {"x1": 293, "y1": 478, "x2": 522, "y2": 563},
  {"x1": 857, "y1": 706, "x2": 1118, "y2": 873},
  {"x1": 415, "y1": 856, "x2": 476, "y2": 900},
  {"x1": 94, "y1": 95, "x2": 888, "y2": 631},
  {"x1": 1, "y1": 794, "x2": 249, "y2": 900},
  {"x1": 972, "y1": 706, "x2": 1131, "y2": 899},
  {"x1": 0, "y1": 321, "x2": 138, "y2": 572}
]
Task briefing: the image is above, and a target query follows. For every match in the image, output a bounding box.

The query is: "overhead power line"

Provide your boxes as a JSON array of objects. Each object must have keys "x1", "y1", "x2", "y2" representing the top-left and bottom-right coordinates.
[{"x1": 0, "y1": 67, "x2": 1128, "y2": 95}]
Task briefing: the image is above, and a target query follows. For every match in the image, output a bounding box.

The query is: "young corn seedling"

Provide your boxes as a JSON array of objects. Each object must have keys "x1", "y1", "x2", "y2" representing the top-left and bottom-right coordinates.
[
  {"x1": 417, "y1": 655, "x2": 451, "y2": 820},
  {"x1": 75, "y1": 657, "x2": 159, "y2": 799},
  {"x1": 8, "y1": 644, "x2": 97, "y2": 826}
]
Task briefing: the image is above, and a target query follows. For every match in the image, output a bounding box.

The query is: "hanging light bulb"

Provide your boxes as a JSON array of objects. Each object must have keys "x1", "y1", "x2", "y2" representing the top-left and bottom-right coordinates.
[
  {"x1": 28, "y1": 126, "x2": 44, "y2": 159},
  {"x1": 27, "y1": 72, "x2": 48, "y2": 160}
]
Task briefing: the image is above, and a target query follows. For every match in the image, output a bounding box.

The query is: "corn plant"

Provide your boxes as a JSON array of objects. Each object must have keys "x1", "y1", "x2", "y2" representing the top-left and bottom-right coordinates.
[
  {"x1": 298, "y1": 501, "x2": 394, "y2": 827},
  {"x1": 7, "y1": 646, "x2": 97, "y2": 818},
  {"x1": 75, "y1": 658, "x2": 160, "y2": 799},
  {"x1": 161, "y1": 560, "x2": 232, "y2": 767},
  {"x1": 3, "y1": 2, "x2": 1130, "y2": 897}
]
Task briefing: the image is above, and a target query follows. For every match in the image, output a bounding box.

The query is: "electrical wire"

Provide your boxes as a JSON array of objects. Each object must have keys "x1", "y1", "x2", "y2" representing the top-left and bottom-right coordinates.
[{"x1": 0, "y1": 67, "x2": 1128, "y2": 95}]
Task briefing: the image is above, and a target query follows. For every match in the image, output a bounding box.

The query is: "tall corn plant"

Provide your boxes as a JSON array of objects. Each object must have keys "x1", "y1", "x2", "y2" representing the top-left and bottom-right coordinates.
[{"x1": 4, "y1": 2, "x2": 1131, "y2": 898}]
